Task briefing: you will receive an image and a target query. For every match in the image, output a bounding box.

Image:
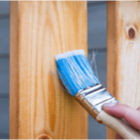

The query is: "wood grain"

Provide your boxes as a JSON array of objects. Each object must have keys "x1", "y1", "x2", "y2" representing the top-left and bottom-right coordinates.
[
  {"x1": 107, "y1": 1, "x2": 140, "y2": 139},
  {"x1": 10, "y1": 1, "x2": 19, "y2": 138},
  {"x1": 10, "y1": 1, "x2": 88, "y2": 139}
]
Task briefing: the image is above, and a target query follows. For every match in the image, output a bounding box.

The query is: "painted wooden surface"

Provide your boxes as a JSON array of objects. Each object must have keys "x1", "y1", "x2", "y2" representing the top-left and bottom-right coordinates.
[
  {"x1": 10, "y1": 1, "x2": 88, "y2": 139},
  {"x1": 107, "y1": 1, "x2": 140, "y2": 139}
]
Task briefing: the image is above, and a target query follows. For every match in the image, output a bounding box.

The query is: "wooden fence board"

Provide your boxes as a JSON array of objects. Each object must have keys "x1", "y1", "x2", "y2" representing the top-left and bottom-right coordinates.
[
  {"x1": 107, "y1": 1, "x2": 140, "y2": 138},
  {"x1": 10, "y1": 1, "x2": 88, "y2": 139}
]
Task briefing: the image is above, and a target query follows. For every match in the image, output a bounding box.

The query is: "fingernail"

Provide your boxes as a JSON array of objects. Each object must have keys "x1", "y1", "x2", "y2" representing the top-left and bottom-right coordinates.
[{"x1": 103, "y1": 102, "x2": 116, "y2": 107}]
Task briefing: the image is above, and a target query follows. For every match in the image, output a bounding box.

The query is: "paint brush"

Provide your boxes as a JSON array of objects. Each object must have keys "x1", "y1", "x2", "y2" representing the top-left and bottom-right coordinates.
[{"x1": 55, "y1": 49, "x2": 140, "y2": 139}]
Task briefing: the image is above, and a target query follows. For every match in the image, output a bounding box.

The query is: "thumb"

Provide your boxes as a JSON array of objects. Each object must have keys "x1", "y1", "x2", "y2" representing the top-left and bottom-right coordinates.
[
  {"x1": 116, "y1": 134, "x2": 123, "y2": 139},
  {"x1": 137, "y1": 106, "x2": 140, "y2": 112},
  {"x1": 102, "y1": 103, "x2": 140, "y2": 131}
]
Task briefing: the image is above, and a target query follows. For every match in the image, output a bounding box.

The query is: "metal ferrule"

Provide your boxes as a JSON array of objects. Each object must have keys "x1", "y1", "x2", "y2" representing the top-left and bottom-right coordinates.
[{"x1": 75, "y1": 84, "x2": 118, "y2": 119}]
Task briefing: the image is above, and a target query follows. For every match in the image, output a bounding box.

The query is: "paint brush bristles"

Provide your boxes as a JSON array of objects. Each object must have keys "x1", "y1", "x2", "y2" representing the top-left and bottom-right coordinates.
[
  {"x1": 55, "y1": 50, "x2": 140, "y2": 139},
  {"x1": 55, "y1": 49, "x2": 99, "y2": 96}
]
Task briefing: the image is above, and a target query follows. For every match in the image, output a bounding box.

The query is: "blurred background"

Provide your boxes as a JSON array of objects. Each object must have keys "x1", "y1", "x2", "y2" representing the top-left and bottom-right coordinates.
[{"x1": 0, "y1": 1, "x2": 106, "y2": 139}]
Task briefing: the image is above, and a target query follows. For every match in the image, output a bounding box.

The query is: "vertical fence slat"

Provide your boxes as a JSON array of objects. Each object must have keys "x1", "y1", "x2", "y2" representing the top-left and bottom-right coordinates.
[
  {"x1": 107, "y1": 1, "x2": 140, "y2": 138},
  {"x1": 10, "y1": 1, "x2": 88, "y2": 139},
  {"x1": 10, "y1": 1, "x2": 19, "y2": 138}
]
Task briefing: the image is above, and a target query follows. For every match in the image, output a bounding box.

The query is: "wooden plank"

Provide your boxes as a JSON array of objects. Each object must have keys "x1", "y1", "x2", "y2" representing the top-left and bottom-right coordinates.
[
  {"x1": 10, "y1": 1, "x2": 19, "y2": 139},
  {"x1": 107, "y1": 1, "x2": 140, "y2": 139},
  {"x1": 10, "y1": 1, "x2": 88, "y2": 139},
  {"x1": 107, "y1": 2, "x2": 117, "y2": 138}
]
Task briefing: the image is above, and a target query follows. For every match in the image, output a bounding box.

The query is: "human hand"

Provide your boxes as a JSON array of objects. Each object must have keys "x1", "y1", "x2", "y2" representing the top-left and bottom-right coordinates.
[{"x1": 102, "y1": 103, "x2": 140, "y2": 139}]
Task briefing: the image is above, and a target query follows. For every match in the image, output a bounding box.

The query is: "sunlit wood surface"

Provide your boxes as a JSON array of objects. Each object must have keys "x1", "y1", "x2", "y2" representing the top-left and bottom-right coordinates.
[
  {"x1": 107, "y1": 1, "x2": 140, "y2": 139},
  {"x1": 10, "y1": 1, "x2": 88, "y2": 139}
]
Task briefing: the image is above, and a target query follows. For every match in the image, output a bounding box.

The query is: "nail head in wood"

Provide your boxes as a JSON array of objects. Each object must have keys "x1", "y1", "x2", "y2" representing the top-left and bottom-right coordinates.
[{"x1": 128, "y1": 28, "x2": 135, "y2": 39}]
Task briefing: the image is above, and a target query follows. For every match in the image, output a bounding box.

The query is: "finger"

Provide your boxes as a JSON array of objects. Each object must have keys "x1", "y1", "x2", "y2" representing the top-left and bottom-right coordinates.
[
  {"x1": 102, "y1": 103, "x2": 140, "y2": 130},
  {"x1": 116, "y1": 134, "x2": 123, "y2": 139},
  {"x1": 137, "y1": 106, "x2": 140, "y2": 112}
]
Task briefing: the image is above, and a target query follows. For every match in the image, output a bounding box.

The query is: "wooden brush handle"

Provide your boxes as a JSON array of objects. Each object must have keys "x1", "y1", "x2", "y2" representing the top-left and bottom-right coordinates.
[{"x1": 96, "y1": 110, "x2": 140, "y2": 139}]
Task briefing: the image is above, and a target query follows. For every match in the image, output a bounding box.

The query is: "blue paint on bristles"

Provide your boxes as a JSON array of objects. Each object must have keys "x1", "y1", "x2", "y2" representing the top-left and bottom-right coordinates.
[{"x1": 55, "y1": 49, "x2": 99, "y2": 96}]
